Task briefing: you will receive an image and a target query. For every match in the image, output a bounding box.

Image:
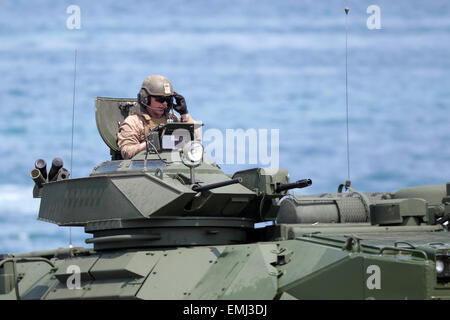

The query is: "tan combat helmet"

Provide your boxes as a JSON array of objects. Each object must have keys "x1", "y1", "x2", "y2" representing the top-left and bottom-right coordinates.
[{"x1": 141, "y1": 75, "x2": 174, "y2": 97}]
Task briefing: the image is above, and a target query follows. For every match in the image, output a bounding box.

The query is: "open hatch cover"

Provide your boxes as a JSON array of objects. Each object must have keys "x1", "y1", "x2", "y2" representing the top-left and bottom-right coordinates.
[{"x1": 95, "y1": 97, "x2": 140, "y2": 152}]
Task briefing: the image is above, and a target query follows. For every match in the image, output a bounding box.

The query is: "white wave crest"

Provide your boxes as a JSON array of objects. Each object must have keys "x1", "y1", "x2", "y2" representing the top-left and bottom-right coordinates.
[{"x1": 0, "y1": 184, "x2": 40, "y2": 215}]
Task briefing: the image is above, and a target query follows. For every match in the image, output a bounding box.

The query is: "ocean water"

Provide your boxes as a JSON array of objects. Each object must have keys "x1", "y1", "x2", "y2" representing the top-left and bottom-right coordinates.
[{"x1": 1, "y1": 0, "x2": 449, "y2": 253}]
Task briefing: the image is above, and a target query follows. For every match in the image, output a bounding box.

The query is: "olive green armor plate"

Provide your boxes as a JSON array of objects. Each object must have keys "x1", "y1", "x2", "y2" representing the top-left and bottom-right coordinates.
[{"x1": 95, "y1": 97, "x2": 139, "y2": 152}]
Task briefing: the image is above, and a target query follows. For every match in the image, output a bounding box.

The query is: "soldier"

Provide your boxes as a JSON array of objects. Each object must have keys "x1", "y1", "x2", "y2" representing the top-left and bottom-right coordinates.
[{"x1": 117, "y1": 75, "x2": 197, "y2": 159}]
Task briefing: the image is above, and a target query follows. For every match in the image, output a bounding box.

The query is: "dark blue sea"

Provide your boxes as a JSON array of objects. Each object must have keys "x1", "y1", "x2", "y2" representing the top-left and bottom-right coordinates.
[{"x1": 1, "y1": 0, "x2": 449, "y2": 252}]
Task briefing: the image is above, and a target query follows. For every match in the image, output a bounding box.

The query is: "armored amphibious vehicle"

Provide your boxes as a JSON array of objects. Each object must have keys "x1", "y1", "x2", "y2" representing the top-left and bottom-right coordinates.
[{"x1": 1, "y1": 97, "x2": 449, "y2": 300}]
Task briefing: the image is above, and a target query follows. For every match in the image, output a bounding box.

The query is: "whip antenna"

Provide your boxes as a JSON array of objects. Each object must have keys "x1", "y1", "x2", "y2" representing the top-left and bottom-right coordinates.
[
  {"x1": 69, "y1": 48, "x2": 77, "y2": 248},
  {"x1": 344, "y1": 8, "x2": 351, "y2": 182}
]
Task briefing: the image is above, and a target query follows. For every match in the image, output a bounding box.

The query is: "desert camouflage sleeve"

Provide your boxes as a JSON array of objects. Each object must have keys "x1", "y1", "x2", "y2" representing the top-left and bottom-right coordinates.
[{"x1": 117, "y1": 115, "x2": 144, "y2": 159}]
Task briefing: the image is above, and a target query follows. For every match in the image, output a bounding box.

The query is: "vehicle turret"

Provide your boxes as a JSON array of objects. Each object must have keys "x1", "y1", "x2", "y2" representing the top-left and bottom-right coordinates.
[{"x1": 30, "y1": 97, "x2": 310, "y2": 251}]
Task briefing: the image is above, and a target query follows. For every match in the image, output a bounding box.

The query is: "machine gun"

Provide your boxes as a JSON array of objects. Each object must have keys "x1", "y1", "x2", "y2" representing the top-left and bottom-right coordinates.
[{"x1": 275, "y1": 179, "x2": 312, "y2": 193}]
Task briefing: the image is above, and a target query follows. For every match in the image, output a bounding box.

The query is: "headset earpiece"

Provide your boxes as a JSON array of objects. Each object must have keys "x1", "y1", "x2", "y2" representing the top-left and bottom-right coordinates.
[{"x1": 137, "y1": 90, "x2": 151, "y2": 108}]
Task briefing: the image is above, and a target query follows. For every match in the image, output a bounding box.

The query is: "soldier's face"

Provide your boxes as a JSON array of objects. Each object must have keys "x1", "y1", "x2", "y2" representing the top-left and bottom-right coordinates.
[{"x1": 148, "y1": 96, "x2": 168, "y2": 118}]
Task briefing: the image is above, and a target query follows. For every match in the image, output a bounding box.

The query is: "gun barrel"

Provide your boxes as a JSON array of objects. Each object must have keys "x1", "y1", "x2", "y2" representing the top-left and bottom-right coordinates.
[
  {"x1": 48, "y1": 158, "x2": 63, "y2": 181},
  {"x1": 30, "y1": 169, "x2": 46, "y2": 188},
  {"x1": 57, "y1": 168, "x2": 70, "y2": 181},
  {"x1": 192, "y1": 177, "x2": 242, "y2": 193},
  {"x1": 34, "y1": 159, "x2": 47, "y2": 180},
  {"x1": 276, "y1": 179, "x2": 312, "y2": 193}
]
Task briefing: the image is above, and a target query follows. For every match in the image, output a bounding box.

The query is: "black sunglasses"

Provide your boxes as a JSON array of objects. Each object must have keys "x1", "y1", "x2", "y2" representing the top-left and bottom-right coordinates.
[{"x1": 152, "y1": 96, "x2": 172, "y2": 103}]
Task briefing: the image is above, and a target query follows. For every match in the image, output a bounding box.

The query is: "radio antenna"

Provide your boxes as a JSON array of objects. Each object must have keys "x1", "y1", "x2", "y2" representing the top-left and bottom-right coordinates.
[
  {"x1": 69, "y1": 48, "x2": 77, "y2": 248},
  {"x1": 344, "y1": 8, "x2": 351, "y2": 183}
]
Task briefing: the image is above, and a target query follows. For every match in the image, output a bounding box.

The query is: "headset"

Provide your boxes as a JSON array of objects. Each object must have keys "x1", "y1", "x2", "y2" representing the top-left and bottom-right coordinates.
[{"x1": 137, "y1": 89, "x2": 174, "y2": 114}]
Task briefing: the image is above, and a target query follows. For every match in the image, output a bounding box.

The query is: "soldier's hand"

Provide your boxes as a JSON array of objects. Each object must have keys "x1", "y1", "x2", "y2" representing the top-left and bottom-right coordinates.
[{"x1": 173, "y1": 92, "x2": 188, "y2": 115}]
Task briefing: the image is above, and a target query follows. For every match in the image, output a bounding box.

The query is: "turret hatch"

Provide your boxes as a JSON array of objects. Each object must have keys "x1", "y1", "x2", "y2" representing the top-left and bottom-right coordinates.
[{"x1": 95, "y1": 97, "x2": 140, "y2": 156}]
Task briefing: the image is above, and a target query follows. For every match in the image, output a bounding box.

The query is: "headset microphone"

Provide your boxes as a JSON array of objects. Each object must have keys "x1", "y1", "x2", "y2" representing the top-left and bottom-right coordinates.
[{"x1": 138, "y1": 92, "x2": 172, "y2": 114}]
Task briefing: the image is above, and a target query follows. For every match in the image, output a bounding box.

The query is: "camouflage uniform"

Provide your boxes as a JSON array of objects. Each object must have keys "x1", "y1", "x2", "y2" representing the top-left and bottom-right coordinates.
[{"x1": 117, "y1": 107, "x2": 179, "y2": 159}]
